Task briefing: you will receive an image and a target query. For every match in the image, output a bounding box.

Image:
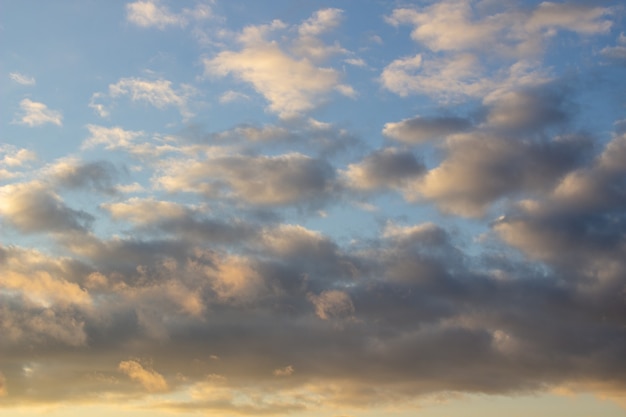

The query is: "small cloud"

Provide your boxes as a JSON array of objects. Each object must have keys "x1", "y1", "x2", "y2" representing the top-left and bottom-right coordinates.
[
  {"x1": 219, "y1": 90, "x2": 250, "y2": 104},
  {"x1": 9, "y1": 72, "x2": 36, "y2": 86},
  {"x1": 307, "y1": 290, "x2": 354, "y2": 320},
  {"x1": 126, "y1": 0, "x2": 186, "y2": 29},
  {"x1": 108, "y1": 77, "x2": 196, "y2": 119},
  {"x1": 118, "y1": 360, "x2": 168, "y2": 392},
  {"x1": 126, "y1": 0, "x2": 212, "y2": 30},
  {"x1": 273, "y1": 365, "x2": 294, "y2": 377},
  {"x1": 14, "y1": 99, "x2": 62, "y2": 127},
  {"x1": 344, "y1": 58, "x2": 366, "y2": 67},
  {"x1": 89, "y1": 92, "x2": 110, "y2": 118}
]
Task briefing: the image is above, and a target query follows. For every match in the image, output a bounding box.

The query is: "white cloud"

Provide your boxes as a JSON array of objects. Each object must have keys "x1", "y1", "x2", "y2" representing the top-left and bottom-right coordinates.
[
  {"x1": 526, "y1": 2, "x2": 612, "y2": 35},
  {"x1": 298, "y1": 8, "x2": 343, "y2": 37},
  {"x1": 14, "y1": 99, "x2": 62, "y2": 127},
  {"x1": 9, "y1": 72, "x2": 35, "y2": 86},
  {"x1": 126, "y1": 0, "x2": 212, "y2": 29},
  {"x1": 88, "y1": 92, "x2": 109, "y2": 118},
  {"x1": 108, "y1": 77, "x2": 197, "y2": 119},
  {"x1": 205, "y1": 9, "x2": 352, "y2": 118},
  {"x1": 0, "y1": 145, "x2": 36, "y2": 167},
  {"x1": 206, "y1": 43, "x2": 348, "y2": 118},
  {"x1": 82, "y1": 124, "x2": 144, "y2": 150},
  {"x1": 386, "y1": 1, "x2": 612, "y2": 56},
  {"x1": 386, "y1": 2, "x2": 504, "y2": 53},
  {"x1": 219, "y1": 90, "x2": 250, "y2": 104}
]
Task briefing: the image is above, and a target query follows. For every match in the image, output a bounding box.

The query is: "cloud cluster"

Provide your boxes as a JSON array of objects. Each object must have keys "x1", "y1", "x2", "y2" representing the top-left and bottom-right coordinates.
[{"x1": 2, "y1": 1, "x2": 626, "y2": 415}]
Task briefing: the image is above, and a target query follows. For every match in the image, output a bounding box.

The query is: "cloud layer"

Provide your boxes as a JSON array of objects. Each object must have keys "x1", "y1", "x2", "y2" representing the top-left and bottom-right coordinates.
[{"x1": 2, "y1": 1, "x2": 626, "y2": 416}]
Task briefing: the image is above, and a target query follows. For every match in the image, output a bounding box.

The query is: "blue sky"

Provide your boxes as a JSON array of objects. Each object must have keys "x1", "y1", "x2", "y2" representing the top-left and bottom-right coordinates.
[{"x1": 1, "y1": 1, "x2": 626, "y2": 416}]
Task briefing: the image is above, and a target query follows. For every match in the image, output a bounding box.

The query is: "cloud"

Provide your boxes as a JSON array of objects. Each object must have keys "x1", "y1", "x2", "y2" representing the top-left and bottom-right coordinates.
[
  {"x1": 126, "y1": 0, "x2": 211, "y2": 29},
  {"x1": 600, "y1": 33, "x2": 626, "y2": 61},
  {"x1": 108, "y1": 77, "x2": 197, "y2": 119},
  {"x1": 82, "y1": 124, "x2": 144, "y2": 150},
  {"x1": 0, "y1": 246, "x2": 92, "y2": 309},
  {"x1": 14, "y1": 99, "x2": 62, "y2": 127},
  {"x1": 155, "y1": 152, "x2": 336, "y2": 208},
  {"x1": 273, "y1": 365, "x2": 294, "y2": 377},
  {"x1": 118, "y1": 360, "x2": 168, "y2": 392},
  {"x1": 0, "y1": 372, "x2": 6, "y2": 397},
  {"x1": 0, "y1": 182, "x2": 94, "y2": 233},
  {"x1": 343, "y1": 148, "x2": 425, "y2": 192},
  {"x1": 0, "y1": 145, "x2": 36, "y2": 170},
  {"x1": 219, "y1": 90, "x2": 250, "y2": 104},
  {"x1": 298, "y1": 8, "x2": 343, "y2": 37},
  {"x1": 102, "y1": 197, "x2": 188, "y2": 225},
  {"x1": 308, "y1": 290, "x2": 354, "y2": 320},
  {"x1": 386, "y1": 1, "x2": 612, "y2": 56},
  {"x1": 206, "y1": 44, "x2": 349, "y2": 118},
  {"x1": 204, "y1": 9, "x2": 352, "y2": 117},
  {"x1": 9, "y1": 72, "x2": 35, "y2": 86},
  {"x1": 383, "y1": 115, "x2": 472, "y2": 144},
  {"x1": 412, "y1": 132, "x2": 592, "y2": 217},
  {"x1": 46, "y1": 158, "x2": 119, "y2": 194}
]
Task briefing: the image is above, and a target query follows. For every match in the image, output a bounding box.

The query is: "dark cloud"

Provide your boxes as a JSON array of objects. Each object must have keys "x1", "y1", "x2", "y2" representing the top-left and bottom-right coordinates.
[
  {"x1": 0, "y1": 182, "x2": 94, "y2": 233},
  {"x1": 383, "y1": 115, "x2": 472, "y2": 144},
  {"x1": 343, "y1": 147, "x2": 425, "y2": 191},
  {"x1": 50, "y1": 159, "x2": 119, "y2": 194}
]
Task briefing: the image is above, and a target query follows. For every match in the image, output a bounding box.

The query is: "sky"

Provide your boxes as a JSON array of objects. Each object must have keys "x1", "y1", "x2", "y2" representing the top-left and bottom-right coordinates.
[{"x1": 1, "y1": 1, "x2": 626, "y2": 416}]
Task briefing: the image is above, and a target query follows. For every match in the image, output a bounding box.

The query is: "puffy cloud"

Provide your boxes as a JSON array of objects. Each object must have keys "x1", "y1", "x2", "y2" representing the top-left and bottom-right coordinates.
[
  {"x1": 386, "y1": 1, "x2": 612, "y2": 55},
  {"x1": 9, "y1": 72, "x2": 35, "y2": 86},
  {"x1": 14, "y1": 99, "x2": 62, "y2": 127},
  {"x1": 0, "y1": 147, "x2": 36, "y2": 167},
  {"x1": 206, "y1": 44, "x2": 349, "y2": 118},
  {"x1": 383, "y1": 115, "x2": 472, "y2": 144},
  {"x1": 155, "y1": 152, "x2": 336, "y2": 208},
  {"x1": 0, "y1": 182, "x2": 93, "y2": 233},
  {"x1": 298, "y1": 8, "x2": 343, "y2": 37},
  {"x1": 380, "y1": 53, "x2": 491, "y2": 101},
  {"x1": 343, "y1": 148, "x2": 425, "y2": 191},
  {"x1": 204, "y1": 9, "x2": 352, "y2": 117},
  {"x1": 118, "y1": 360, "x2": 168, "y2": 392},
  {"x1": 412, "y1": 132, "x2": 592, "y2": 217},
  {"x1": 386, "y1": 2, "x2": 505, "y2": 53}
]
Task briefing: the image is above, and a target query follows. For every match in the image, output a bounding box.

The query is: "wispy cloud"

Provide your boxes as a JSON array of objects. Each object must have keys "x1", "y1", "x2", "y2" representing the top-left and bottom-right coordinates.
[
  {"x1": 9, "y1": 72, "x2": 35, "y2": 86},
  {"x1": 14, "y1": 99, "x2": 62, "y2": 127}
]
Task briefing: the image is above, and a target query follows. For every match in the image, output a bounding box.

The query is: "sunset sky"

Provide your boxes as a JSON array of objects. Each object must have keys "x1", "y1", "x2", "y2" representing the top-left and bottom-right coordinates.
[{"x1": 2, "y1": 1, "x2": 626, "y2": 416}]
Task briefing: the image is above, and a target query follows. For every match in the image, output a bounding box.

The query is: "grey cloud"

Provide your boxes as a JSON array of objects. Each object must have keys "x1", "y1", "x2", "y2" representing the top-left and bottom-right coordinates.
[
  {"x1": 1, "y1": 215, "x2": 625, "y2": 407},
  {"x1": 155, "y1": 152, "x2": 337, "y2": 209},
  {"x1": 484, "y1": 83, "x2": 573, "y2": 132},
  {"x1": 0, "y1": 182, "x2": 94, "y2": 233},
  {"x1": 343, "y1": 148, "x2": 425, "y2": 191},
  {"x1": 414, "y1": 132, "x2": 593, "y2": 217},
  {"x1": 383, "y1": 116, "x2": 472, "y2": 144},
  {"x1": 50, "y1": 160, "x2": 119, "y2": 194}
]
